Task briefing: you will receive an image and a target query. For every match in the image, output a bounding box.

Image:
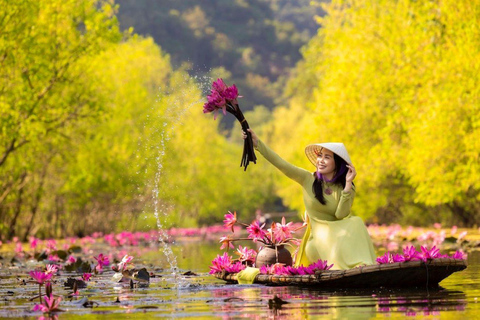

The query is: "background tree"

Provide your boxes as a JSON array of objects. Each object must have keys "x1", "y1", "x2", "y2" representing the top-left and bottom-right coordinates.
[{"x1": 275, "y1": 0, "x2": 480, "y2": 226}]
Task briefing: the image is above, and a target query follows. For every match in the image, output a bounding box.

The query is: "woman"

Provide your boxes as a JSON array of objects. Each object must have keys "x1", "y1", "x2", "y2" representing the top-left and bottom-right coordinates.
[{"x1": 243, "y1": 129, "x2": 376, "y2": 269}]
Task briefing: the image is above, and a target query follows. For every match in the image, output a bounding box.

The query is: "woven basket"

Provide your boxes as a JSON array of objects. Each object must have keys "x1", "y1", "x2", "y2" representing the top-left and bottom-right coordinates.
[{"x1": 213, "y1": 258, "x2": 467, "y2": 288}]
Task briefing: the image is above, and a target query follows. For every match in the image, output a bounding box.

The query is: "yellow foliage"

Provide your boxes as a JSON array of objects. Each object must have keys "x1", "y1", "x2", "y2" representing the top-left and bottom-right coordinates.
[{"x1": 276, "y1": 0, "x2": 480, "y2": 224}]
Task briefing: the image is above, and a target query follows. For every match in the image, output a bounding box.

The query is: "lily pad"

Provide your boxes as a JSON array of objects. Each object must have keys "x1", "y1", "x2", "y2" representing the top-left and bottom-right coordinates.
[
  {"x1": 132, "y1": 268, "x2": 150, "y2": 283},
  {"x1": 50, "y1": 250, "x2": 68, "y2": 260},
  {"x1": 64, "y1": 278, "x2": 87, "y2": 289}
]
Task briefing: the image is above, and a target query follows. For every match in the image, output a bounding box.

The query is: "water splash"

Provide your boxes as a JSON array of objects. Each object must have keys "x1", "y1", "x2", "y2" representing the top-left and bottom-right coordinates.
[{"x1": 147, "y1": 72, "x2": 213, "y2": 285}]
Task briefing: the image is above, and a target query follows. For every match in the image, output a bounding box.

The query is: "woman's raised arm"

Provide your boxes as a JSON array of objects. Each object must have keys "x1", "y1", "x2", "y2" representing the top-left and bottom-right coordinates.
[{"x1": 242, "y1": 129, "x2": 310, "y2": 185}]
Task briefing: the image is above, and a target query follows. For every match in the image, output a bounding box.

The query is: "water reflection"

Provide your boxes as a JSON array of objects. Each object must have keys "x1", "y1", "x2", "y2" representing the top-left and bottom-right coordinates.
[
  {"x1": 0, "y1": 244, "x2": 478, "y2": 319},
  {"x1": 204, "y1": 265, "x2": 474, "y2": 319}
]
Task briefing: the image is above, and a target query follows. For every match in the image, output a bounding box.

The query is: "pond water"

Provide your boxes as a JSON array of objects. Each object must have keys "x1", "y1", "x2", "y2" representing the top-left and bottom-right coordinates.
[{"x1": 0, "y1": 240, "x2": 478, "y2": 319}]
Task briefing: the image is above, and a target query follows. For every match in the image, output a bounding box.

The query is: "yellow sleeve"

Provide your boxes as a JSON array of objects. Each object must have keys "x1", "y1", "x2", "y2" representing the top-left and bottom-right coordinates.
[
  {"x1": 334, "y1": 188, "x2": 355, "y2": 219},
  {"x1": 256, "y1": 140, "x2": 311, "y2": 185}
]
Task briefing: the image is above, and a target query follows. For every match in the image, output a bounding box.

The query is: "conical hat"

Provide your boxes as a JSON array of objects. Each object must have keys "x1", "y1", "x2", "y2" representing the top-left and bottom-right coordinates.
[{"x1": 305, "y1": 143, "x2": 352, "y2": 166}]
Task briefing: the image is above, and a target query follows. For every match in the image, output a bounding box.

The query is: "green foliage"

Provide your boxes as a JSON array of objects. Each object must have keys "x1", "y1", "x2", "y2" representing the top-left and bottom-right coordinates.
[
  {"x1": 114, "y1": 0, "x2": 324, "y2": 116},
  {"x1": 0, "y1": 1, "x2": 276, "y2": 238},
  {"x1": 278, "y1": 0, "x2": 480, "y2": 226},
  {"x1": 0, "y1": 0, "x2": 122, "y2": 239}
]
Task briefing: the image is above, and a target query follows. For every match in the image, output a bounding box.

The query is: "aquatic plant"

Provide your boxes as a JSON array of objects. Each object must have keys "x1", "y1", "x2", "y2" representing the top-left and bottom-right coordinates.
[
  {"x1": 376, "y1": 246, "x2": 467, "y2": 265},
  {"x1": 29, "y1": 271, "x2": 53, "y2": 303},
  {"x1": 93, "y1": 253, "x2": 110, "y2": 273},
  {"x1": 208, "y1": 252, "x2": 246, "y2": 274},
  {"x1": 202, "y1": 78, "x2": 256, "y2": 170},
  {"x1": 259, "y1": 259, "x2": 333, "y2": 275},
  {"x1": 220, "y1": 211, "x2": 306, "y2": 249}
]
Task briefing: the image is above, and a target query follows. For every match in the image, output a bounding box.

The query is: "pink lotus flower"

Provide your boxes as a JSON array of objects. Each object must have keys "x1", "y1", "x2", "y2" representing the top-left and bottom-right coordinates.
[
  {"x1": 309, "y1": 259, "x2": 334, "y2": 271},
  {"x1": 235, "y1": 245, "x2": 257, "y2": 263},
  {"x1": 66, "y1": 256, "x2": 76, "y2": 264},
  {"x1": 451, "y1": 226, "x2": 457, "y2": 235},
  {"x1": 46, "y1": 239, "x2": 57, "y2": 252},
  {"x1": 209, "y1": 252, "x2": 232, "y2": 274},
  {"x1": 246, "y1": 221, "x2": 267, "y2": 242},
  {"x1": 29, "y1": 271, "x2": 53, "y2": 285},
  {"x1": 223, "y1": 211, "x2": 237, "y2": 232},
  {"x1": 47, "y1": 254, "x2": 61, "y2": 262},
  {"x1": 402, "y1": 246, "x2": 421, "y2": 262},
  {"x1": 42, "y1": 295, "x2": 62, "y2": 312},
  {"x1": 117, "y1": 254, "x2": 134, "y2": 272},
  {"x1": 392, "y1": 253, "x2": 405, "y2": 263},
  {"x1": 219, "y1": 236, "x2": 234, "y2": 250},
  {"x1": 82, "y1": 273, "x2": 92, "y2": 281},
  {"x1": 451, "y1": 250, "x2": 466, "y2": 260},
  {"x1": 420, "y1": 246, "x2": 440, "y2": 261},
  {"x1": 224, "y1": 261, "x2": 246, "y2": 273},
  {"x1": 15, "y1": 242, "x2": 23, "y2": 255},
  {"x1": 45, "y1": 264, "x2": 59, "y2": 275},
  {"x1": 259, "y1": 263, "x2": 289, "y2": 275},
  {"x1": 224, "y1": 84, "x2": 239, "y2": 103},
  {"x1": 376, "y1": 252, "x2": 392, "y2": 264},
  {"x1": 272, "y1": 217, "x2": 295, "y2": 242},
  {"x1": 94, "y1": 253, "x2": 110, "y2": 267},
  {"x1": 457, "y1": 231, "x2": 467, "y2": 242},
  {"x1": 207, "y1": 90, "x2": 226, "y2": 110},
  {"x1": 212, "y1": 78, "x2": 227, "y2": 94}
]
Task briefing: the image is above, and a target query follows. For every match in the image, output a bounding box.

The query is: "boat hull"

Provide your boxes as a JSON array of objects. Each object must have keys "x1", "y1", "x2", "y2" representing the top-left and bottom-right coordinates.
[{"x1": 214, "y1": 258, "x2": 467, "y2": 288}]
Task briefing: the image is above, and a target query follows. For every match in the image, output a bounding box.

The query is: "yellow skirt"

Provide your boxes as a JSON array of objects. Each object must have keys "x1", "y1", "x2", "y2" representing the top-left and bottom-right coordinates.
[{"x1": 295, "y1": 216, "x2": 376, "y2": 269}]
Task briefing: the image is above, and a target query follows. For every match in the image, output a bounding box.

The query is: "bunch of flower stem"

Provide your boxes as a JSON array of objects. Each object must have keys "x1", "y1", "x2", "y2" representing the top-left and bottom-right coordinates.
[{"x1": 220, "y1": 211, "x2": 306, "y2": 250}]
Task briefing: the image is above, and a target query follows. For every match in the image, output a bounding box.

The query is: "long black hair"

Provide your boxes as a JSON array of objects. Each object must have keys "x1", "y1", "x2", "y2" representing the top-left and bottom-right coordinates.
[{"x1": 312, "y1": 153, "x2": 349, "y2": 205}]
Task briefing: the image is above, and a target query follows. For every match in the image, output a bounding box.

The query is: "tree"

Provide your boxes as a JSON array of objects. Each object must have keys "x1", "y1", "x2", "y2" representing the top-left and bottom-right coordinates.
[
  {"x1": 0, "y1": 0, "x2": 121, "y2": 239},
  {"x1": 280, "y1": 0, "x2": 480, "y2": 225}
]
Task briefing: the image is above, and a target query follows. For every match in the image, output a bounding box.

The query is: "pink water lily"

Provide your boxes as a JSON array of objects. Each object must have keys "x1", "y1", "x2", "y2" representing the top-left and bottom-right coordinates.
[
  {"x1": 29, "y1": 271, "x2": 53, "y2": 285},
  {"x1": 235, "y1": 245, "x2": 257, "y2": 263},
  {"x1": 94, "y1": 253, "x2": 110, "y2": 273},
  {"x1": 82, "y1": 273, "x2": 92, "y2": 281},
  {"x1": 451, "y1": 250, "x2": 466, "y2": 260},
  {"x1": 223, "y1": 211, "x2": 237, "y2": 232},
  {"x1": 66, "y1": 255, "x2": 76, "y2": 264},
  {"x1": 46, "y1": 239, "x2": 57, "y2": 252},
  {"x1": 272, "y1": 217, "x2": 295, "y2": 242},
  {"x1": 219, "y1": 236, "x2": 235, "y2": 250},
  {"x1": 117, "y1": 254, "x2": 134, "y2": 272},
  {"x1": 224, "y1": 84, "x2": 239, "y2": 104},
  {"x1": 376, "y1": 252, "x2": 392, "y2": 264},
  {"x1": 402, "y1": 246, "x2": 421, "y2": 261},
  {"x1": 420, "y1": 245, "x2": 440, "y2": 261},
  {"x1": 45, "y1": 264, "x2": 59, "y2": 275},
  {"x1": 212, "y1": 78, "x2": 227, "y2": 94},
  {"x1": 207, "y1": 90, "x2": 226, "y2": 115},
  {"x1": 209, "y1": 252, "x2": 232, "y2": 274},
  {"x1": 246, "y1": 221, "x2": 267, "y2": 243},
  {"x1": 36, "y1": 295, "x2": 62, "y2": 312},
  {"x1": 29, "y1": 236, "x2": 39, "y2": 251},
  {"x1": 224, "y1": 261, "x2": 246, "y2": 273},
  {"x1": 309, "y1": 259, "x2": 334, "y2": 271}
]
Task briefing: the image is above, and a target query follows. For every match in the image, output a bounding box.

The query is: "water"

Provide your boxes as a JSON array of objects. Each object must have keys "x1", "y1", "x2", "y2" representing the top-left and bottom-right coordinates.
[
  {"x1": 146, "y1": 73, "x2": 213, "y2": 280},
  {"x1": 0, "y1": 241, "x2": 478, "y2": 319}
]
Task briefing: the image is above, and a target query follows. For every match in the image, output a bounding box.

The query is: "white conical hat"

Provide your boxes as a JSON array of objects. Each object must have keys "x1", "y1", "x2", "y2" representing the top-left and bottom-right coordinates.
[{"x1": 305, "y1": 143, "x2": 352, "y2": 166}]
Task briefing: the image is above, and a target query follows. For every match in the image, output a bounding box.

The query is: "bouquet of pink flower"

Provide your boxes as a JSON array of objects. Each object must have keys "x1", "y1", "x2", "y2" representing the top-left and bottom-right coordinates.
[
  {"x1": 220, "y1": 211, "x2": 306, "y2": 250},
  {"x1": 375, "y1": 245, "x2": 467, "y2": 264},
  {"x1": 203, "y1": 78, "x2": 256, "y2": 171}
]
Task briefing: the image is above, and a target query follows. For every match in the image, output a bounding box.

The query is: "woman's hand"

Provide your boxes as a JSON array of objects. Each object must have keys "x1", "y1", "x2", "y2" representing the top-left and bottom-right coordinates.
[
  {"x1": 345, "y1": 165, "x2": 356, "y2": 183},
  {"x1": 242, "y1": 128, "x2": 258, "y2": 148}
]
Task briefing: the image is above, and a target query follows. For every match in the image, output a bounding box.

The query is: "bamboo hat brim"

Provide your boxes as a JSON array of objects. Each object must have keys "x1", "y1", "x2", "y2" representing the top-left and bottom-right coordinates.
[{"x1": 305, "y1": 143, "x2": 352, "y2": 166}]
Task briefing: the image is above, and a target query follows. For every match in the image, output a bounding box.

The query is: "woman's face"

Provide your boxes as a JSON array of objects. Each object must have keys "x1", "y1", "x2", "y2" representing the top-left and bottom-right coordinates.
[{"x1": 316, "y1": 148, "x2": 336, "y2": 176}]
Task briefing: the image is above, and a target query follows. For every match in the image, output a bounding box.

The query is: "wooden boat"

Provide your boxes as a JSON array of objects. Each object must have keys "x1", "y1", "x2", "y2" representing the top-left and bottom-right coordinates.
[{"x1": 213, "y1": 258, "x2": 467, "y2": 288}]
